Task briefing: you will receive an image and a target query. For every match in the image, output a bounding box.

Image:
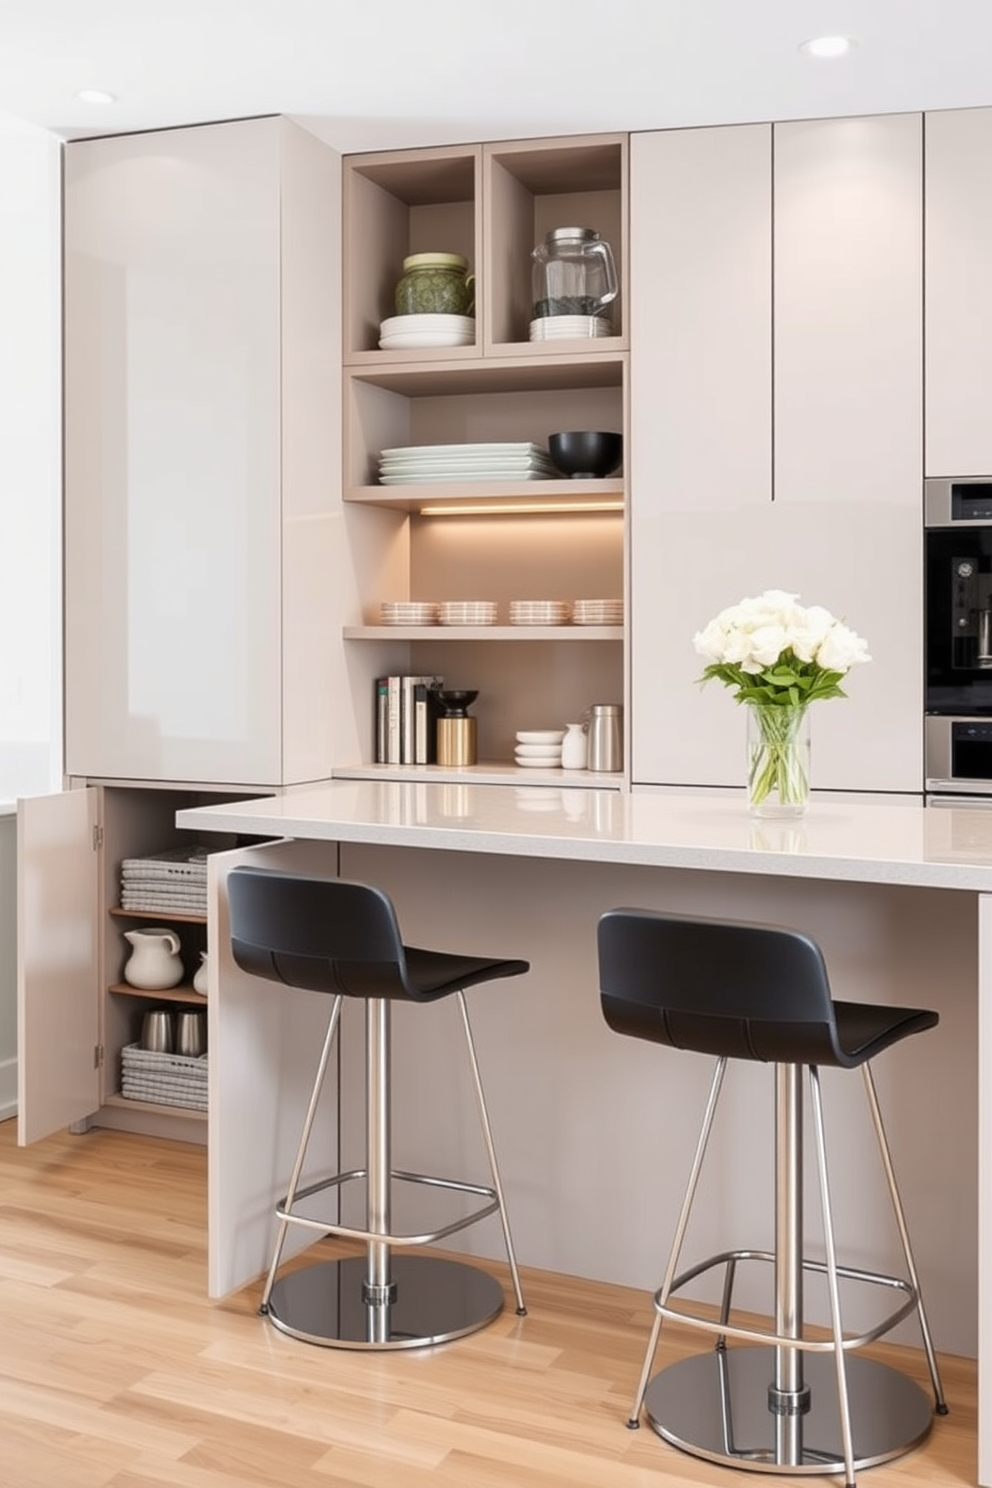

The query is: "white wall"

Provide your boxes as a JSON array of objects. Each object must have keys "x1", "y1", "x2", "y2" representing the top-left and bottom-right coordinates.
[
  {"x1": 0, "y1": 111, "x2": 62, "y2": 803},
  {"x1": 0, "y1": 112, "x2": 63, "y2": 1115}
]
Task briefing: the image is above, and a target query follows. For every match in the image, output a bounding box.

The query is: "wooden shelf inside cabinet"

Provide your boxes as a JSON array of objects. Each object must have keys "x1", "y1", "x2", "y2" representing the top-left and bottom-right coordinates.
[
  {"x1": 109, "y1": 906, "x2": 206, "y2": 925},
  {"x1": 344, "y1": 624, "x2": 623, "y2": 641},
  {"x1": 345, "y1": 478, "x2": 624, "y2": 514},
  {"x1": 345, "y1": 336, "x2": 629, "y2": 369},
  {"x1": 102, "y1": 1092, "x2": 206, "y2": 1123},
  {"x1": 348, "y1": 349, "x2": 626, "y2": 396},
  {"x1": 108, "y1": 982, "x2": 206, "y2": 1005}
]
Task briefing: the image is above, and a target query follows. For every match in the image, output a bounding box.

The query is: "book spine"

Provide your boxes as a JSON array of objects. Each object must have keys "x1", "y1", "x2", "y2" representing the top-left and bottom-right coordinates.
[
  {"x1": 414, "y1": 683, "x2": 428, "y2": 764},
  {"x1": 415, "y1": 677, "x2": 444, "y2": 764},
  {"x1": 386, "y1": 677, "x2": 402, "y2": 765},
  {"x1": 375, "y1": 677, "x2": 388, "y2": 764},
  {"x1": 401, "y1": 675, "x2": 417, "y2": 764}
]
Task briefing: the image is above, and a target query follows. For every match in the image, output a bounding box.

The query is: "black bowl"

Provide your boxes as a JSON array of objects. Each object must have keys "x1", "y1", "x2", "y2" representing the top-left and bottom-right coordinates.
[
  {"x1": 547, "y1": 430, "x2": 623, "y2": 479},
  {"x1": 437, "y1": 689, "x2": 478, "y2": 715}
]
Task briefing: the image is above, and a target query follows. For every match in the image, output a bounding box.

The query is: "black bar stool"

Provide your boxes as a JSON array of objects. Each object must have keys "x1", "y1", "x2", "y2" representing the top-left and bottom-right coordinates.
[
  {"x1": 597, "y1": 907, "x2": 947, "y2": 1488},
  {"x1": 228, "y1": 866, "x2": 529, "y2": 1349}
]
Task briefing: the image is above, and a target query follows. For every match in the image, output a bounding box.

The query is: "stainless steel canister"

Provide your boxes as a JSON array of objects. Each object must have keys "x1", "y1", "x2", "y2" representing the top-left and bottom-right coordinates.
[{"x1": 587, "y1": 703, "x2": 623, "y2": 772}]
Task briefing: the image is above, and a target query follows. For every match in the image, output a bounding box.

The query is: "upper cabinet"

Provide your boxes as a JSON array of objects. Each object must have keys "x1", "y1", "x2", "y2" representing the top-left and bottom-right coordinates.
[
  {"x1": 629, "y1": 123, "x2": 772, "y2": 517},
  {"x1": 774, "y1": 114, "x2": 922, "y2": 508},
  {"x1": 63, "y1": 116, "x2": 347, "y2": 788},
  {"x1": 630, "y1": 114, "x2": 923, "y2": 793},
  {"x1": 925, "y1": 107, "x2": 992, "y2": 479}
]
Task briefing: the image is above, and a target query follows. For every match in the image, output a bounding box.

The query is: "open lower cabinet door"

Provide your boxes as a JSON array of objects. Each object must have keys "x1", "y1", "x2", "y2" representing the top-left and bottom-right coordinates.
[{"x1": 17, "y1": 787, "x2": 101, "y2": 1144}]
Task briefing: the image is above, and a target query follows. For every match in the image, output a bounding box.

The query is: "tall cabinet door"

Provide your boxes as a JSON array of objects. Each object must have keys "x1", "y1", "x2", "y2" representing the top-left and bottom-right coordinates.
[
  {"x1": 629, "y1": 124, "x2": 772, "y2": 788},
  {"x1": 63, "y1": 117, "x2": 341, "y2": 787},
  {"x1": 17, "y1": 788, "x2": 100, "y2": 1144},
  {"x1": 774, "y1": 113, "x2": 923, "y2": 792},
  {"x1": 925, "y1": 106, "x2": 992, "y2": 479}
]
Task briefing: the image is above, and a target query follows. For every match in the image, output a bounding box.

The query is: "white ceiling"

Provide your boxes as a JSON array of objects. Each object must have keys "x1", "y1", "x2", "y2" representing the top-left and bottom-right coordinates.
[{"x1": 1, "y1": 0, "x2": 992, "y2": 152}]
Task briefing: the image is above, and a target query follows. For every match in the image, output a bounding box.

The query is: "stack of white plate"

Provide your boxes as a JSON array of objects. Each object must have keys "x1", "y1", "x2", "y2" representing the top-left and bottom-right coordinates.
[
  {"x1": 571, "y1": 598, "x2": 624, "y2": 626},
  {"x1": 514, "y1": 729, "x2": 565, "y2": 769},
  {"x1": 439, "y1": 600, "x2": 498, "y2": 626},
  {"x1": 529, "y1": 315, "x2": 612, "y2": 341},
  {"x1": 379, "y1": 442, "x2": 557, "y2": 484},
  {"x1": 509, "y1": 599, "x2": 571, "y2": 626},
  {"x1": 379, "y1": 314, "x2": 475, "y2": 350},
  {"x1": 379, "y1": 600, "x2": 440, "y2": 625}
]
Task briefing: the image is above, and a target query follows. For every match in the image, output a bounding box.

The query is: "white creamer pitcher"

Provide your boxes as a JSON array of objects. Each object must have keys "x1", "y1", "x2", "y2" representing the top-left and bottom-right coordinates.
[{"x1": 123, "y1": 927, "x2": 184, "y2": 989}]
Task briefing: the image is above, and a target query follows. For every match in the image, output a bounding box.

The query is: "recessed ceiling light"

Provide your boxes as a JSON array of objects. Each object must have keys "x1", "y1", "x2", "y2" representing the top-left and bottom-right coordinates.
[
  {"x1": 799, "y1": 35, "x2": 855, "y2": 59},
  {"x1": 76, "y1": 88, "x2": 118, "y2": 105}
]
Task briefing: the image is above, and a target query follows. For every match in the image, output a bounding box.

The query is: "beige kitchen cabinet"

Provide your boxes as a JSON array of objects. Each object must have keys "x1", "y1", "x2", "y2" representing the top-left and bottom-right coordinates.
[
  {"x1": 630, "y1": 115, "x2": 923, "y2": 793},
  {"x1": 925, "y1": 106, "x2": 992, "y2": 479},
  {"x1": 63, "y1": 115, "x2": 348, "y2": 787},
  {"x1": 17, "y1": 783, "x2": 247, "y2": 1146},
  {"x1": 338, "y1": 136, "x2": 629, "y2": 778}
]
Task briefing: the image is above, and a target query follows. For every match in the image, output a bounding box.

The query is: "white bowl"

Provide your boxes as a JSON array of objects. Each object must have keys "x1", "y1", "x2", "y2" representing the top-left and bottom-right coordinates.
[
  {"x1": 514, "y1": 742, "x2": 563, "y2": 758},
  {"x1": 516, "y1": 730, "x2": 565, "y2": 745},
  {"x1": 514, "y1": 754, "x2": 563, "y2": 769}
]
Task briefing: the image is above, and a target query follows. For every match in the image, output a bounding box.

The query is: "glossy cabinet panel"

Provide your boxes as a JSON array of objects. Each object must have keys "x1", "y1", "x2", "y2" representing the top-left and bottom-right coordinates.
[
  {"x1": 774, "y1": 113, "x2": 923, "y2": 509},
  {"x1": 925, "y1": 107, "x2": 992, "y2": 479},
  {"x1": 63, "y1": 117, "x2": 342, "y2": 787}
]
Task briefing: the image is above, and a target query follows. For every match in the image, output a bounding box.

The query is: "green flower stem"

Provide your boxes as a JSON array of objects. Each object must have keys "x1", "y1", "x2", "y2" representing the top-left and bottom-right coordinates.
[{"x1": 747, "y1": 704, "x2": 809, "y2": 812}]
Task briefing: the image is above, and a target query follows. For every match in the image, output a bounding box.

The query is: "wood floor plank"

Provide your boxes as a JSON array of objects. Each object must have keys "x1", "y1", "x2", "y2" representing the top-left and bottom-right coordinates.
[{"x1": 0, "y1": 1119, "x2": 978, "y2": 1488}]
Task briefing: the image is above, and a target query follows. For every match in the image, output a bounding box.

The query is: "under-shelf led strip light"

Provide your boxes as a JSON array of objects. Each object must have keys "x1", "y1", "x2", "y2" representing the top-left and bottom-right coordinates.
[{"x1": 418, "y1": 499, "x2": 625, "y2": 517}]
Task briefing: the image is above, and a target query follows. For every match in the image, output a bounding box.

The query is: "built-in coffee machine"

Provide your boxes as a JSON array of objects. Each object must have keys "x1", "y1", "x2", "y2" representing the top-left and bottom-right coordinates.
[{"x1": 925, "y1": 477, "x2": 992, "y2": 796}]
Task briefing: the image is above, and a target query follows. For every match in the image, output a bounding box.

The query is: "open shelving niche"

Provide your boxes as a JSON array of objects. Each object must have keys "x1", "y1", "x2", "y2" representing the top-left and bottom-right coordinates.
[
  {"x1": 97, "y1": 786, "x2": 246, "y2": 1129},
  {"x1": 338, "y1": 135, "x2": 630, "y2": 787}
]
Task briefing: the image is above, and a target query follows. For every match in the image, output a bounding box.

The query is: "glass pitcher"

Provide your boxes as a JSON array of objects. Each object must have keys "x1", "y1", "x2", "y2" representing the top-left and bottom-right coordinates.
[{"x1": 531, "y1": 227, "x2": 618, "y2": 324}]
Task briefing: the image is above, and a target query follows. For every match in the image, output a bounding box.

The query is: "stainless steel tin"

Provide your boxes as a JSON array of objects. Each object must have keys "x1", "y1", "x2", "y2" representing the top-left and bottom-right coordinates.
[{"x1": 587, "y1": 703, "x2": 623, "y2": 772}]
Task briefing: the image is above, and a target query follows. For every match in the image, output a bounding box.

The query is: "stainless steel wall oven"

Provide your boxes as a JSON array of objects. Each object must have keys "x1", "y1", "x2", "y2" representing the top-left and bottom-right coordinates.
[{"x1": 925, "y1": 477, "x2": 992, "y2": 795}]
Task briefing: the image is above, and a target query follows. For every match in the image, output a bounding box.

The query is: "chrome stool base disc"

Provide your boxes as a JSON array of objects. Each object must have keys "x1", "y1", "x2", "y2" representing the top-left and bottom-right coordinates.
[
  {"x1": 644, "y1": 1347, "x2": 934, "y2": 1474},
  {"x1": 265, "y1": 1255, "x2": 504, "y2": 1349}
]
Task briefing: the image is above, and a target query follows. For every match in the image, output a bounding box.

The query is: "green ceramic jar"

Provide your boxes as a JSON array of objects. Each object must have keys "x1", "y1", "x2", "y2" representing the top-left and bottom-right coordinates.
[{"x1": 394, "y1": 252, "x2": 475, "y2": 316}]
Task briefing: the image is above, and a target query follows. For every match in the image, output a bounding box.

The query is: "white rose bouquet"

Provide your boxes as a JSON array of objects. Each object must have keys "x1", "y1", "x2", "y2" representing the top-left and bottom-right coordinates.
[
  {"x1": 693, "y1": 589, "x2": 871, "y2": 706},
  {"x1": 693, "y1": 590, "x2": 871, "y2": 813}
]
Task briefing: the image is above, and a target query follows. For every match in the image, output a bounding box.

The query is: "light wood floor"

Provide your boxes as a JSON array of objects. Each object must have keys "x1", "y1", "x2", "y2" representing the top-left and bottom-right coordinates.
[{"x1": 0, "y1": 1119, "x2": 977, "y2": 1488}]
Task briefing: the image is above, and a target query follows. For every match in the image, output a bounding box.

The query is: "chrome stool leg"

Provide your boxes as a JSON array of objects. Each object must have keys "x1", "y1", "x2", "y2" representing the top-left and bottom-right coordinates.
[
  {"x1": 260, "y1": 993, "x2": 343, "y2": 1314},
  {"x1": 861, "y1": 1062, "x2": 948, "y2": 1414},
  {"x1": 628, "y1": 1056, "x2": 728, "y2": 1427},
  {"x1": 809, "y1": 1066, "x2": 857, "y2": 1488},
  {"x1": 456, "y1": 990, "x2": 527, "y2": 1315}
]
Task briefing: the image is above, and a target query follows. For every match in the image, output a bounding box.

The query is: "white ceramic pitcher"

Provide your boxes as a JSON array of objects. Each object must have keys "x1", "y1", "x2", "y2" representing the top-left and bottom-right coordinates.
[{"x1": 123, "y1": 927, "x2": 184, "y2": 989}]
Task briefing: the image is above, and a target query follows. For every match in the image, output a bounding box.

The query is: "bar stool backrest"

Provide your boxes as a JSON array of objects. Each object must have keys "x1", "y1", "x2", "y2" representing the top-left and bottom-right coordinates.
[
  {"x1": 228, "y1": 867, "x2": 414, "y2": 1000},
  {"x1": 597, "y1": 907, "x2": 849, "y2": 1065}
]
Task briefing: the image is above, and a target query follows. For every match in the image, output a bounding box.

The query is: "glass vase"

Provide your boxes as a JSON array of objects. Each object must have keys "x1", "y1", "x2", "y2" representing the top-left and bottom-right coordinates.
[{"x1": 745, "y1": 703, "x2": 810, "y2": 818}]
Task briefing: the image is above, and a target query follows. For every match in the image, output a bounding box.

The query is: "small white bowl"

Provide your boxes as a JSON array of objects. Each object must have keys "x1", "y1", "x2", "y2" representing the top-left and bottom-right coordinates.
[
  {"x1": 516, "y1": 730, "x2": 565, "y2": 745},
  {"x1": 514, "y1": 755, "x2": 563, "y2": 769},
  {"x1": 514, "y1": 742, "x2": 564, "y2": 758}
]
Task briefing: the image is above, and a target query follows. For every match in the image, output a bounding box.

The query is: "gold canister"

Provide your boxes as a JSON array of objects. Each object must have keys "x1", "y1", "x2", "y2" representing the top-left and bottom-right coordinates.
[{"x1": 436, "y1": 715, "x2": 477, "y2": 767}]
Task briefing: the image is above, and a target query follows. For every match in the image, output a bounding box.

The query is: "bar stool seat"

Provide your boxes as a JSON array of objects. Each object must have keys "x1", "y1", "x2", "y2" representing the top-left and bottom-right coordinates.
[
  {"x1": 597, "y1": 907, "x2": 947, "y2": 1488},
  {"x1": 228, "y1": 866, "x2": 529, "y2": 1349}
]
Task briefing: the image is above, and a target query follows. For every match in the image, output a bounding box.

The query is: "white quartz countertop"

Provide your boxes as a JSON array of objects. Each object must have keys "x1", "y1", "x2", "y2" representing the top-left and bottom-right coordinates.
[{"x1": 175, "y1": 781, "x2": 992, "y2": 892}]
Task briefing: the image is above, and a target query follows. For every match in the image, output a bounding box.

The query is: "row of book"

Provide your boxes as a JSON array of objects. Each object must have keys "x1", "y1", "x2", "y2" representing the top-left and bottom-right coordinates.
[{"x1": 375, "y1": 675, "x2": 444, "y2": 765}]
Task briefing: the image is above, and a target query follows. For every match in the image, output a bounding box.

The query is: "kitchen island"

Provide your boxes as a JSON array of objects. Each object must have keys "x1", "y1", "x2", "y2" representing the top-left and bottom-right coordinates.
[{"x1": 178, "y1": 782, "x2": 991, "y2": 1483}]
